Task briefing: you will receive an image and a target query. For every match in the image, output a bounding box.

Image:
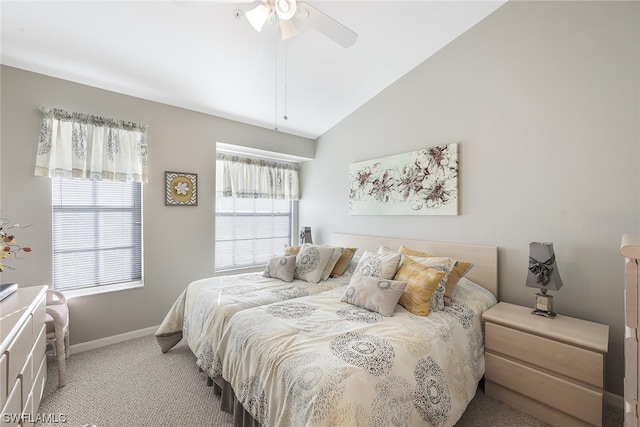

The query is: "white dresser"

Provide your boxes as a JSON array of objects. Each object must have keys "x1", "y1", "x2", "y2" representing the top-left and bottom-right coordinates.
[
  {"x1": 0, "y1": 286, "x2": 47, "y2": 427},
  {"x1": 621, "y1": 234, "x2": 640, "y2": 427}
]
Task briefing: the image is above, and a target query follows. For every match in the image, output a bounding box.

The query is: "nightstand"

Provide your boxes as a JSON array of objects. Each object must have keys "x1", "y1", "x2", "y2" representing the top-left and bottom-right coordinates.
[{"x1": 482, "y1": 302, "x2": 609, "y2": 427}]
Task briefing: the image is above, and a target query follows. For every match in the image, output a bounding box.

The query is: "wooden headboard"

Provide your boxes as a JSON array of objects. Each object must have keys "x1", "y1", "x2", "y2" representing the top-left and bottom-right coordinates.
[{"x1": 329, "y1": 232, "x2": 498, "y2": 298}]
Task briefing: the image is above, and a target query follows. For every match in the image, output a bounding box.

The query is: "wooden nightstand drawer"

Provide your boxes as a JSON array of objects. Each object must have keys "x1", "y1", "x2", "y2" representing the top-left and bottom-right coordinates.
[
  {"x1": 483, "y1": 302, "x2": 608, "y2": 427},
  {"x1": 486, "y1": 322, "x2": 604, "y2": 387},
  {"x1": 486, "y1": 352, "x2": 603, "y2": 426}
]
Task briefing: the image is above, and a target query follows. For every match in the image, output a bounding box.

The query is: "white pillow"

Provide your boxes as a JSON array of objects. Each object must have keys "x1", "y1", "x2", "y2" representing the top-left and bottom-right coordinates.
[
  {"x1": 353, "y1": 250, "x2": 401, "y2": 280},
  {"x1": 295, "y1": 244, "x2": 339, "y2": 283}
]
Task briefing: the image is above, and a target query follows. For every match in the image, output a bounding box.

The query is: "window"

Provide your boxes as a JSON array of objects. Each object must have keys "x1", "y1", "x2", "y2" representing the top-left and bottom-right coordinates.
[
  {"x1": 215, "y1": 151, "x2": 299, "y2": 272},
  {"x1": 52, "y1": 178, "x2": 143, "y2": 294},
  {"x1": 215, "y1": 197, "x2": 292, "y2": 270}
]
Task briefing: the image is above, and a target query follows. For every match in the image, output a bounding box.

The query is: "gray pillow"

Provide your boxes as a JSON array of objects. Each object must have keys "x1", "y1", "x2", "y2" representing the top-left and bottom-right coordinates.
[
  {"x1": 295, "y1": 244, "x2": 339, "y2": 283},
  {"x1": 341, "y1": 274, "x2": 407, "y2": 316},
  {"x1": 263, "y1": 255, "x2": 297, "y2": 282}
]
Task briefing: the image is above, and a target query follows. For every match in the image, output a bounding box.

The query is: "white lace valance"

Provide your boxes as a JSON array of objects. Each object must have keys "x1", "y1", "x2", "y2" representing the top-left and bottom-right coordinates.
[
  {"x1": 216, "y1": 152, "x2": 299, "y2": 200},
  {"x1": 35, "y1": 107, "x2": 149, "y2": 183}
]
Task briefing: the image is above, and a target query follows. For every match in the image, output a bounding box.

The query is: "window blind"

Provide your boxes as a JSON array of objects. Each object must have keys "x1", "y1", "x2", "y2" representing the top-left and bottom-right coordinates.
[
  {"x1": 215, "y1": 197, "x2": 291, "y2": 270},
  {"x1": 52, "y1": 178, "x2": 142, "y2": 291}
]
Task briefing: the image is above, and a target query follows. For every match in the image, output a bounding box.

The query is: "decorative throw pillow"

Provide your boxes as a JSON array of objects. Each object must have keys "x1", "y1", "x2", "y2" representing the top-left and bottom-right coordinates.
[
  {"x1": 404, "y1": 256, "x2": 456, "y2": 312},
  {"x1": 398, "y1": 245, "x2": 474, "y2": 303},
  {"x1": 284, "y1": 245, "x2": 301, "y2": 256},
  {"x1": 321, "y1": 246, "x2": 344, "y2": 281},
  {"x1": 295, "y1": 244, "x2": 339, "y2": 283},
  {"x1": 376, "y1": 245, "x2": 396, "y2": 255},
  {"x1": 341, "y1": 274, "x2": 407, "y2": 316},
  {"x1": 353, "y1": 250, "x2": 401, "y2": 280},
  {"x1": 263, "y1": 255, "x2": 297, "y2": 282},
  {"x1": 394, "y1": 257, "x2": 445, "y2": 316},
  {"x1": 330, "y1": 247, "x2": 357, "y2": 277}
]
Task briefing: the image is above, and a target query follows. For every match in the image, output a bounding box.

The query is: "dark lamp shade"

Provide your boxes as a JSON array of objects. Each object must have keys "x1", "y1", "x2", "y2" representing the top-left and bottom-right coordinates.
[
  {"x1": 526, "y1": 242, "x2": 563, "y2": 292},
  {"x1": 300, "y1": 227, "x2": 312, "y2": 244}
]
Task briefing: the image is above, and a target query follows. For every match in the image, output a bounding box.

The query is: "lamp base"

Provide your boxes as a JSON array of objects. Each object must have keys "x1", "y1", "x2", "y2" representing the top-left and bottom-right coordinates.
[
  {"x1": 531, "y1": 308, "x2": 557, "y2": 318},
  {"x1": 531, "y1": 292, "x2": 557, "y2": 318}
]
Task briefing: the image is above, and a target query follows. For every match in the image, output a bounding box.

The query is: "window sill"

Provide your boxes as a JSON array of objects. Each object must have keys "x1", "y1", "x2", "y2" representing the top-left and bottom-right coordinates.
[
  {"x1": 60, "y1": 280, "x2": 143, "y2": 300},
  {"x1": 215, "y1": 266, "x2": 265, "y2": 276}
]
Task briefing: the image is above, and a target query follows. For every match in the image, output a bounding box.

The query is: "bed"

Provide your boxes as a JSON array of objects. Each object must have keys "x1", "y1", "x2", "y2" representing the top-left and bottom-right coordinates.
[
  {"x1": 214, "y1": 233, "x2": 499, "y2": 427},
  {"x1": 155, "y1": 245, "x2": 356, "y2": 379}
]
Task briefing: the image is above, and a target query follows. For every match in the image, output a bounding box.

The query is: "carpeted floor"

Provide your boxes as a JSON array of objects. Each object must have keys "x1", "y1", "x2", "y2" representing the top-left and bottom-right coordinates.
[{"x1": 35, "y1": 335, "x2": 623, "y2": 426}]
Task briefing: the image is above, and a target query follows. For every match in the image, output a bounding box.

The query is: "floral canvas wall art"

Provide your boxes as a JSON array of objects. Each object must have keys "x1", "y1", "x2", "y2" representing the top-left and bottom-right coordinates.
[{"x1": 348, "y1": 144, "x2": 458, "y2": 215}]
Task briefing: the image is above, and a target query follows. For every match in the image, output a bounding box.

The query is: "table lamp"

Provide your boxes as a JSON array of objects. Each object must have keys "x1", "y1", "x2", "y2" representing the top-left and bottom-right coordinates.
[
  {"x1": 300, "y1": 227, "x2": 312, "y2": 244},
  {"x1": 526, "y1": 242, "x2": 563, "y2": 318}
]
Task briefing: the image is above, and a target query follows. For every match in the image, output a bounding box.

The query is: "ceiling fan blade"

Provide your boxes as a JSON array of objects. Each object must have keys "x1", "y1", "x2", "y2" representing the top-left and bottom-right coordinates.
[
  {"x1": 171, "y1": 0, "x2": 255, "y2": 5},
  {"x1": 295, "y1": 2, "x2": 357, "y2": 48}
]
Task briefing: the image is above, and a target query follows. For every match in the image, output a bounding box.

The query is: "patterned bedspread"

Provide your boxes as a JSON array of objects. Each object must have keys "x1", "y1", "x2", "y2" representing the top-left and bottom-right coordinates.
[
  {"x1": 218, "y1": 277, "x2": 497, "y2": 427},
  {"x1": 155, "y1": 273, "x2": 352, "y2": 379}
]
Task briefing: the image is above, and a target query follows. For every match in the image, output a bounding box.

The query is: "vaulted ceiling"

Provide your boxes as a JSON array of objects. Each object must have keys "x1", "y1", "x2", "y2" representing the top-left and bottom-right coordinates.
[{"x1": 1, "y1": 1, "x2": 506, "y2": 139}]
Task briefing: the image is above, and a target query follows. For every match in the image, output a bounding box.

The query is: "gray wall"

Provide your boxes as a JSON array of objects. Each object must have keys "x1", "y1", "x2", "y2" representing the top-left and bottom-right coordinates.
[
  {"x1": 0, "y1": 65, "x2": 314, "y2": 345},
  {"x1": 1, "y1": 0, "x2": 637, "y2": 398},
  {"x1": 299, "y1": 1, "x2": 639, "y2": 396}
]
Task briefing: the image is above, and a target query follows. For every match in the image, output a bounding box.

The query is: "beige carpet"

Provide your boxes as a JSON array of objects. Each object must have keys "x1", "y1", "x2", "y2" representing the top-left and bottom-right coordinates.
[{"x1": 35, "y1": 335, "x2": 623, "y2": 427}]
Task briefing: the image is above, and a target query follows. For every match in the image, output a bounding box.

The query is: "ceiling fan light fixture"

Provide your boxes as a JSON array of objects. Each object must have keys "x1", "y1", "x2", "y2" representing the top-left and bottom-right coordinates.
[
  {"x1": 279, "y1": 19, "x2": 298, "y2": 40},
  {"x1": 246, "y1": 4, "x2": 271, "y2": 32},
  {"x1": 275, "y1": 0, "x2": 296, "y2": 20}
]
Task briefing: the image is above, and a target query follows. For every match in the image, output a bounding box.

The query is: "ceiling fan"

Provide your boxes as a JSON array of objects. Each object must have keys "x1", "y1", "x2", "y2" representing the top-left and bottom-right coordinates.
[{"x1": 242, "y1": 0, "x2": 358, "y2": 48}]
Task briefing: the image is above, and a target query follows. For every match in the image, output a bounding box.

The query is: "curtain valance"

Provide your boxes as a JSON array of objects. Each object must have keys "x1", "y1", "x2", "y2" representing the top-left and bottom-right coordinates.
[
  {"x1": 35, "y1": 107, "x2": 149, "y2": 183},
  {"x1": 216, "y1": 152, "x2": 299, "y2": 200}
]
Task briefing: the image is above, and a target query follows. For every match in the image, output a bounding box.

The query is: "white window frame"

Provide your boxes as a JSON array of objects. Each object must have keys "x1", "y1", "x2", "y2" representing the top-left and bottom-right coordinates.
[
  {"x1": 214, "y1": 145, "x2": 301, "y2": 273},
  {"x1": 51, "y1": 178, "x2": 144, "y2": 298}
]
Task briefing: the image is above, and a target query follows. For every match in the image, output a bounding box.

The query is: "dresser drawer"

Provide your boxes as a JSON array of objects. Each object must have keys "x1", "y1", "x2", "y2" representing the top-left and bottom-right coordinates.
[
  {"x1": 1, "y1": 378, "x2": 22, "y2": 427},
  {"x1": 18, "y1": 353, "x2": 33, "y2": 410},
  {"x1": 1, "y1": 353, "x2": 7, "y2": 408},
  {"x1": 486, "y1": 352, "x2": 602, "y2": 426},
  {"x1": 6, "y1": 316, "x2": 32, "y2": 394},
  {"x1": 32, "y1": 356, "x2": 46, "y2": 415},
  {"x1": 23, "y1": 391, "x2": 34, "y2": 426},
  {"x1": 486, "y1": 322, "x2": 604, "y2": 388},
  {"x1": 32, "y1": 326, "x2": 46, "y2": 372},
  {"x1": 32, "y1": 297, "x2": 46, "y2": 333}
]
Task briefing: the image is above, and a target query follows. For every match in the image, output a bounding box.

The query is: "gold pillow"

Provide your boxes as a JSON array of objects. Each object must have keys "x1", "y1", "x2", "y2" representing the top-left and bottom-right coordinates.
[
  {"x1": 283, "y1": 245, "x2": 300, "y2": 256},
  {"x1": 398, "y1": 245, "x2": 473, "y2": 302},
  {"x1": 394, "y1": 257, "x2": 445, "y2": 316},
  {"x1": 330, "y1": 247, "x2": 357, "y2": 277}
]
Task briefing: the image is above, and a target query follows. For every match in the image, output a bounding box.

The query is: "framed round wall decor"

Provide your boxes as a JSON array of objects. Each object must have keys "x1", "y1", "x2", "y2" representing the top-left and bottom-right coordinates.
[{"x1": 165, "y1": 171, "x2": 197, "y2": 206}]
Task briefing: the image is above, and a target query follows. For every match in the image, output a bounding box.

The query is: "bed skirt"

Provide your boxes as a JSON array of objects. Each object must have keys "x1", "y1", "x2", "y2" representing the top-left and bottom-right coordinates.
[{"x1": 213, "y1": 377, "x2": 262, "y2": 427}]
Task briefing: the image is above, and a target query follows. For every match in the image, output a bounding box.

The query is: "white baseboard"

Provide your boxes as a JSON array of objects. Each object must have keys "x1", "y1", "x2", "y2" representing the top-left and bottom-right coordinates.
[
  {"x1": 605, "y1": 391, "x2": 624, "y2": 409},
  {"x1": 68, "y1": 325, "x2": 159, "y2": 355}
]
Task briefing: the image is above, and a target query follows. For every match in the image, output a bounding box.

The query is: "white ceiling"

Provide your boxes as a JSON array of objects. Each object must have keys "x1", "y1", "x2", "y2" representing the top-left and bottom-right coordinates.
[{"x1": 1, "y1": 1, "x2": 506, "y2": 139}]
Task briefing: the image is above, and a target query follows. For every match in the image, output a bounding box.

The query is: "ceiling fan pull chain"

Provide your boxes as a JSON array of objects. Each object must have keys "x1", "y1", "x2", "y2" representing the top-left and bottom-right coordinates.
[{"x1": 283, "y1": 43, "x2": 288, "y2": 121}]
